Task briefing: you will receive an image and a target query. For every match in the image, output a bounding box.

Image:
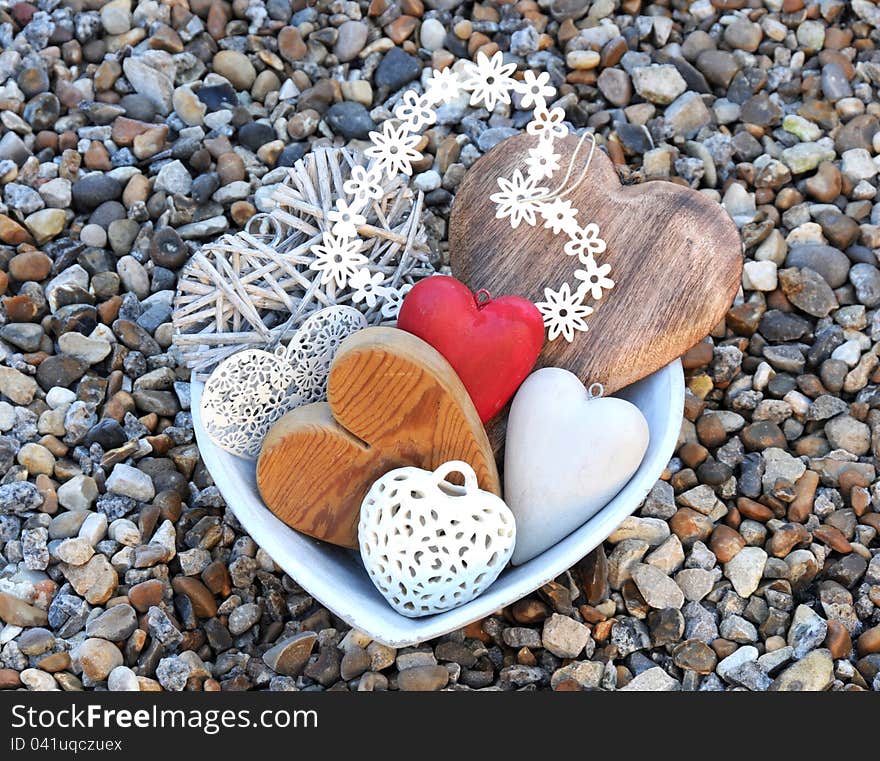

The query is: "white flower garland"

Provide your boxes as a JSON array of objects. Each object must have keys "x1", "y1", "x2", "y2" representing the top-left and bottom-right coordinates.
[{"x1": 313, "y1": 51, "x2": 612, "y2": 341}]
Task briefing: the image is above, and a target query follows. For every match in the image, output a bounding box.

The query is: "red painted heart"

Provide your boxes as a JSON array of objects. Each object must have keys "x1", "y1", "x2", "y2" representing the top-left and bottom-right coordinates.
[{"x1": 397, "y1": 276, "x2": 544, "y2": 423}]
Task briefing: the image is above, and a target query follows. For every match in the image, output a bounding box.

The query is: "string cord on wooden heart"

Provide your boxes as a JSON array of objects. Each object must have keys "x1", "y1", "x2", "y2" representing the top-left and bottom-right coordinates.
[{"x1": 529, "y1": 131, "x2": 598, "y2": 204}]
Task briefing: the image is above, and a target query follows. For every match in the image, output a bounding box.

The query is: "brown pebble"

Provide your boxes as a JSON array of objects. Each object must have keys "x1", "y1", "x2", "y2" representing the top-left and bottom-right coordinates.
[
  {"x1": 574, "y1": 545, "x2": 609, "y2": 605},
  {"x1": 172, "y1": 577, "x2": 218, "y2": 618},
  {"x1": 146, "y1": 434, "x2": 172, "y2": 456},
  {"x1": 397, "y1": 665, "x2": 448, "y2": 691},
  {"x1": 190, "y1": 149, "x2": 212, "y2": 173},
  {"x1": 128, "y1": 579, "x2": 164, "y2": 612},
  {"x1": 34, "y1": 131, "x2": 58, "y2": 152},
  {"x1": 670, "y1": 508, "x2": 714, "y2": 546},
  {"x1": 154, "y1": 490, "x2": 182, "y2": 522},
  {"x1": 103, "y1": 390, "x2": 135, "y2": 422},
  {"x1": 711, "y1": 638, "x2": 738, "y2": 659},
  {"x1": 851, "y1": 486, "x2": 870, "y2": 517},
  {"x1": 710, "y1": 524, "x2": 745, "y2": 563},
  {"x1": 139, "y1": 413, "x2": 159, "y2": 432},
  {"x1": 510, "y1": 598, "x2": 550, "y2": 624},
  {"x1": 133, "y1": 127, "x2": 168, "y2": 160},
  {"x1": 672, "y1": 639, "x2": 717, "y2": 674},
  {"x1": 149, "y1": 24, "x2": 183, "y2": 53},
  {"x1": 97, "y1": 296, "x2": 122, "y2": 325},
  {"x1": 123, "y1": 174, "x2": 150, "y2": 207},
  {"x1": 0, "y1": 668, "x2": 23, "y2": 689},
  {"x1": 813, "y1": 524, "x2": 852, "y2": 553},
  {"x1": 278, "y1": 26, "x2": 307, "y2": 62},
  {"x1": 206, "y1": 3, "x2": 229, "y2": 40},
  {"x1": 36, "y1": 651, "x2": 71, "y2": 672},
  {"x1": 839, "y1": 468, "x2": 871, "y2": 493},
  {"x1": 204, "y1": 136, "x2": 234, "y2": 159},
  {"x1": 553, "y1": 678, "x2": 583, "y2": 691},
  {"x1": 579, "y1": 604, "x2": 607, "y2": 624},
  {"x1": 788, "y1": 470, "x2": 819, "y2": 522},
  {"x1": 4, "y1": 294, "x2": 38, "y2": 321},
  {"x1": 111, "y1": 116, "x2": 155, "y2": 146},
  {"x1": 682, "y1": 342, "x2": 714, "y2": 369},
  {"x1": 387, "y1": 15, "x2": 419, "y2": 44},
  {"x1": 825, "y1": 619, "x2": 851, "y2": 658},
  {"x1": 217, "y1": 152, "x2": 246, "y2": 184},
  {"x1": 9, "y1": 250, "x2": 52, "y2": 281},
  {"x1": 857, "y1": 625, "x2": 880, "y2": 656},
  {"x1": 601, "y1": 36, "x2": 628, "y2": 68},
  {"x1": 736, "y1": 497, "x2": 774, "y2": 522},
  {"x1": 679, "y1": 442, "x2": 709, "y2": 468},
  {"x1": 861, "y1": 513, "x2": 880, "y2": 532},
  {"x1": 201, "y1": 560, "x2": 231, "y2": 597},
  {"x1": 805, "y1": 161, "x2": 841, "y2": 202},
  {"x1": 84, "y1": 141, "x2": 112, "y2": 170},
  {"x1": 767, "y1": 522, "x2": 810, "y2": 558},
  {"x1": 230, "y1": 200, "x2": 256, "y2": 226},
  {"x1": 696, "y1": 413, "x2": 727, "y2": 447},
  {"x1": 137, "y1": 677, "x2": 162, "y2": 691},
  {"x1": 593, "y1": 619, "x2": 614, "y2": 642},
  {"x1": 138, "y1": 505, "x2": 160, "y2": 544}
]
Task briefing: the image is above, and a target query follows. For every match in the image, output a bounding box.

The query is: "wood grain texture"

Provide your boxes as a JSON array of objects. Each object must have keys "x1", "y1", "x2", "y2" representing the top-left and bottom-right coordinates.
[
  {"x1": 449, "y1": 133, "x2": 743, "y2": 395},
  {"x1": 257, "y1": 327, "x2": 501, "y2": 548}
]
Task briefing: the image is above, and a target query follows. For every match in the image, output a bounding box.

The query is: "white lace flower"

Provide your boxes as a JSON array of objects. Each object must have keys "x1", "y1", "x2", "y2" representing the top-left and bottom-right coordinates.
[
  {"x1": 462, "y1": 50, "x2": 516, "y2": 111},
  {"x1": 309, "y1": 234, "x2": 368, "y2": 289},
  {"x1": 348, "y1": 268, "x2": 386, "y2": 308},
  {"x1": 394, "y1": 91, "x2": 437, "y2": 131},
  {"x1": 327, "y1": 199, "x2": 367, "y2": 238},
  {"x1": 343, "y1": 165, "x2": 384, "y2": 203},
  {"x1": 574, "y1": 256, "x2": 615, "y2": 301},
  {"x1": 365, "y1": 121, "x2": 422, "y2": 178},
  {"x1": 525, "y1": 142, "x2": 561, "y2": 180},
  {"x1": 564, "y1": 223, "x2": 607, "y2": 261},
  {"x1": 527, "y1": 107, "x2": 568, "y2": 142},
  {"x1": 380, "y1": 283, "x2": 412, "y2": 319},
  {"x1": 489, "y1": 169, "x2": 547, "y2": 229},
  {"x1": 425, "y1": 67, "x2": 461, "y2": 105},
  {"x1": 535, "y1": 282, "x2": 593, "y2": 343},
  {"x1": 540, "y1": 198, "x2": 579, "y2": 235},
  {"x1": 515, "y1": 70, "x2": 555, "y2": 110}
]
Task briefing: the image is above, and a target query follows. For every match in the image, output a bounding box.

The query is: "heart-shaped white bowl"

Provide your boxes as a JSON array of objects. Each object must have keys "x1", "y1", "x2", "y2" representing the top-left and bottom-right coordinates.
[{"x1": 191, "y1": 359, "x2": 684, "y2": 646}]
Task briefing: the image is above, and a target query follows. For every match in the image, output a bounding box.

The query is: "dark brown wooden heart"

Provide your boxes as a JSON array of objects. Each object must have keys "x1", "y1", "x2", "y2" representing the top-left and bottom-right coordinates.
[{"x1": 449, "y1": 133, "x2": 742, "y2": 395}]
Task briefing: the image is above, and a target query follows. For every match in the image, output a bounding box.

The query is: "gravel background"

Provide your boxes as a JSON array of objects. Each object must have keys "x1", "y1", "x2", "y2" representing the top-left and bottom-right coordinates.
[{"x1": 1, "y1": 0, "x2": 880, "y2": 692}]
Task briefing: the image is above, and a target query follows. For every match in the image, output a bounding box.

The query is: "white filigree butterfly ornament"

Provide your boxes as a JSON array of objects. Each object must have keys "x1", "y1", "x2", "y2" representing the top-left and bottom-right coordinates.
[
  {"x1": 200, "y1": 306, "x2": 366, "y2": 459},
  {"x1": 358, "y1": 461, "x2": 516, "y2": 618},
  {"x1": 313, "y1": 53, "x2": 614, "y2": 346}
]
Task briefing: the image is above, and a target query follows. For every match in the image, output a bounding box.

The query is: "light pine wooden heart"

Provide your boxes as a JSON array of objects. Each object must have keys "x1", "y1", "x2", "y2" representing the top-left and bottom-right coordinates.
[
  {"x1": 257, "y1": 327, "x2": 501, "y2": 549},
  {"x1": 449, "y1": 133, "x2": 743, "y2": 395}
]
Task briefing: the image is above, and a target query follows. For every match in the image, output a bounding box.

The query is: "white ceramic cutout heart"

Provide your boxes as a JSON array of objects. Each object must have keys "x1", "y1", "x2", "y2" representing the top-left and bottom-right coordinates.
[
  {"x1": 505, "y1": 367, "x2": 650, "y2": 565},
  {"x1": 358, "y1": 461, "x2": 516, "y2": 617},
  {"x1": 199, "y1": 305, "x2": 366, "y2": 459}
]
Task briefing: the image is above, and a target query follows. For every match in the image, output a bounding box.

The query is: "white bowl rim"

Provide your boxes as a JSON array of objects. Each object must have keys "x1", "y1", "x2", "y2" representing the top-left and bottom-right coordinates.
[{"x1": 191, "y1": 359, "x2": 684, "y2": 646}]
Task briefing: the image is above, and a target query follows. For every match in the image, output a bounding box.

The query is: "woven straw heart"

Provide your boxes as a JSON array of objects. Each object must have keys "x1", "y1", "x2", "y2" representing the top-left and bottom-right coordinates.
[{"x1": 200, "y1": 306, "x2": 366, "y2": 459}]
